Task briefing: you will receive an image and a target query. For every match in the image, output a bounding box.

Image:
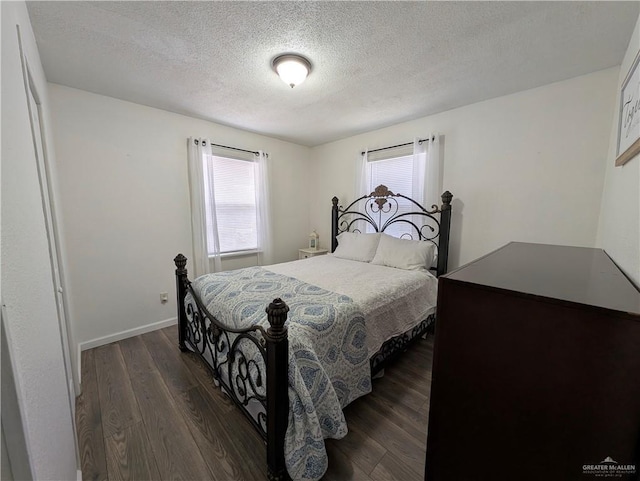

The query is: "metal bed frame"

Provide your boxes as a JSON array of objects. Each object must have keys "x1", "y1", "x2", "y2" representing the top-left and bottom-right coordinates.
[{"x1": 173, "y1": 185, "x2": 453, "y2": 480}]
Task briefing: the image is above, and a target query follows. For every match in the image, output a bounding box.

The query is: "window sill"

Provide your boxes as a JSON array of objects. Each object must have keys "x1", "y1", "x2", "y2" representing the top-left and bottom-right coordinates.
[{"x1": 213, "y1": 250, "x2": 260, "y2": 260}]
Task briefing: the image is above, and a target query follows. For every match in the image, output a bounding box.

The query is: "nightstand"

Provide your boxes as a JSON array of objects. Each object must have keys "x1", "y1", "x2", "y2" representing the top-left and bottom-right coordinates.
[{"x1": 298, "y1": 248, "x2": 328, "y2": 260}]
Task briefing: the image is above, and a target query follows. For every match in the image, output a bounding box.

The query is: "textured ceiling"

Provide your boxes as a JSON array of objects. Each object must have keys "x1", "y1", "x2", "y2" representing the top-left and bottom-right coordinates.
[{"x1": 27, "y1": 1, "x2": 639, "y2": 147}]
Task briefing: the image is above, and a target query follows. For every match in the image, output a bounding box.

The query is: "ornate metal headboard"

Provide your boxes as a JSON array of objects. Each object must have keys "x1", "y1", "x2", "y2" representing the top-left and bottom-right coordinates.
[{"x1": 331, "y1": 185, "x2": 453, "y2": 276}]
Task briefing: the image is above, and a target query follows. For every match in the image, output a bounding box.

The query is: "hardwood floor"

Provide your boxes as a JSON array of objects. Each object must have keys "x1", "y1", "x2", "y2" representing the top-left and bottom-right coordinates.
[{"x1": 76, "y1": 325, "x2": 434, "y2": 481}]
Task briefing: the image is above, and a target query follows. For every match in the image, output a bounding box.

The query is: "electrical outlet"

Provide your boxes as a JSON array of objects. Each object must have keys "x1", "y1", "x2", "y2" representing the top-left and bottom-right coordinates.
[{"x1": 160, "y1": 292, "x2": 169, "y2": 304}]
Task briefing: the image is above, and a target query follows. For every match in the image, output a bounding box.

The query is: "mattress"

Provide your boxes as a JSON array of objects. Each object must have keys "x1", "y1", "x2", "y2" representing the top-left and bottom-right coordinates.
[{"x1": 266, "y1": 254, "x2": 438, "y2": 354}]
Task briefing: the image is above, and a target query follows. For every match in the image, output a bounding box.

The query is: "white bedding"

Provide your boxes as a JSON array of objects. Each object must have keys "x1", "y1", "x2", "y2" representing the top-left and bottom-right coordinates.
[{"x1": 266, "y1": 254, "x2": 438, "y2": 355}]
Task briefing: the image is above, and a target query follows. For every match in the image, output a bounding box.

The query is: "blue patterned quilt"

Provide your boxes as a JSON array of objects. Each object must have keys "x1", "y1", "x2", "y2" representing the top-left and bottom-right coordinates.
[{"x1": 190, "y1": 267, "x2": 372, "y2": 481}]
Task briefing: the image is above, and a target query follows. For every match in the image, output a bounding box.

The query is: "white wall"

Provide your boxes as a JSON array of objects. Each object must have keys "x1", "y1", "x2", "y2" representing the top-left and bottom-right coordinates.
[
  {"x1": 310, "y1": 68, "x2": 619, "y2": 269},
  {"x1": 597, "y1": 13, "x2": 640, "y2": 286},
  {"x1": 48, "y1": 84, "x2": 313, "y2": 349},
  {"x1": 1, "y1": 2, "x2": 77, "y2": 479}
]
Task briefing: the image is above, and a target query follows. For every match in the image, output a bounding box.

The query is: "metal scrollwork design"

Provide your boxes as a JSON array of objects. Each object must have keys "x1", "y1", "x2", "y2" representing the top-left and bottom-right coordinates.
[
  {"x1": 336, "y1": 184, "x2": 444, "y2": 265},
  {"x1": 204, "y1": 322, "x2": 229, "y2": 381},
  {"x1": 181, "y1": 284, "x2": 269, "y2": 440},
  {"x1": 184, "y1": 301, "x2": 203, "y2": 349},
  {"x1": 228, "y1": 333, "x2": 266, "y2": 402},
  {"x1": 257, "y1": 411, "x2": 267, "y2": 434}
]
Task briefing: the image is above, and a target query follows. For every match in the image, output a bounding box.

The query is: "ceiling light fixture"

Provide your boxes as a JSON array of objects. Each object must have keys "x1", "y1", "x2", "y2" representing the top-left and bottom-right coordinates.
[{"x1": 272, "y1": 54, "x2": 312, "y2": 88}]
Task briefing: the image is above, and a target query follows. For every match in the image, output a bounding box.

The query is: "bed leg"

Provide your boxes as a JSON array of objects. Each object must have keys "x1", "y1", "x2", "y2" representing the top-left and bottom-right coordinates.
[
  {"x1": 265, "y1": 298, "x2": 290, "y2": 481},
  {"x1": 174, "y1": 253, "x2": 189, "y2": 352}
]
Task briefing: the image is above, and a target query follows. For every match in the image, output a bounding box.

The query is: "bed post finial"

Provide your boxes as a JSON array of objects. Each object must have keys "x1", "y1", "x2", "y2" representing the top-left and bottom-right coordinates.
[
  {"x1": 265, "y1": 298, "x2": 289, "y2": 337},
  {"x1": 265, "y1": 298, "x2": 289, "y2": 480},
  {"x1": 174, "y1": 253, "x2": 187, "y2": 271},
  {"x1": 174, "y1": 254, "x2": 189, "y2": 351},
  {"x1": 441, "y1": 191, "x2": 453, "y2": 209}
]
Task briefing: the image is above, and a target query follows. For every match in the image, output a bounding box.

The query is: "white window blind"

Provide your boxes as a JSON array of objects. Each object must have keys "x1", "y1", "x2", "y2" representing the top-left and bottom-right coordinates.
[
  {"x1": 368, "y1": 154, "x2": 413, "y2": 195},
  {"x1": 367, "y1": 154, "x2": 414, "y2": 238},
  {"x1": 204, "y1": 155, "x2": 257, "y2": 254}
]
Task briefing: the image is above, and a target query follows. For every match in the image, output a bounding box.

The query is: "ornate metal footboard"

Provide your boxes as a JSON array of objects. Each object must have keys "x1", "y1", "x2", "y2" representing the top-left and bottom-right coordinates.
[{"x1": 174, "y1": 254, "x2": 289, "y2": 480}]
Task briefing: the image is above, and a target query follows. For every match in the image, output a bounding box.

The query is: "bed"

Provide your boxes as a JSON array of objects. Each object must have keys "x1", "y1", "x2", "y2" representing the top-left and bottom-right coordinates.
[{"x1": 173, "y1": 184, "x2": 453, "y2": 480}]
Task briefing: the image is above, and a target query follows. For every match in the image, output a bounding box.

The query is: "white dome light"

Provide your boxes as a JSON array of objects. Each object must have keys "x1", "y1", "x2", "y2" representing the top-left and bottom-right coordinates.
[{"x1": 272, "y1": 54, "x2": 312, "y2": 88}]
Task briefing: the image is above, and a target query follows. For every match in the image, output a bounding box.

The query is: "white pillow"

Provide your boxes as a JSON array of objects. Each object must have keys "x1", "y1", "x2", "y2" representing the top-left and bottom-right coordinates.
[
  {"x1": 333, "y1": 232, "x2": 381, "y2": 262},
  {"x1": 371, "y1": 233, "x2": 436, "y2": 271}
]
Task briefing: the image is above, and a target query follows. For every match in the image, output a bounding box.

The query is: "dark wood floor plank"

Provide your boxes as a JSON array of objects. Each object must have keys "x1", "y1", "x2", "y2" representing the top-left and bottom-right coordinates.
[
  {"x1": 76, "y1": 349, "x2": 109, "y2": 481},
  {"x1": 94, "y1": 344, "x2": 141, "y2": 438},
  {"x1": 395, "y1": 357, "x2": 433, "y2": 382},
  {"x1": 122, "y1": 344, "x2": 214, "y2": 481},
  {"x1": 176, "y1": 385, "x2": 267, "y2": 481},
  {"x1": 345, "y1": 398, "x2": 426, "y2": 477},
  {"x1": 411, "y1": 342, "x2": 434, "y2": 365},
  {"x1": 105, "y1": 422, "x2": 160, "y2": 481},
  {"x1": 118, "y1": 336, "x2": 157, "y2": 379},
  {"x1": 162, "y1": 323, "x2": 178, "y2": 338},
  {"x1": 160, "y1": 324, "x2": 178, "y2": 347},
  {"x1": 370, "y1": 373, "x2": 428, "y2": 413},
  {"x1": 140, "y1": 329, "x2": 198, "y2": 393},
  {"x1": 418, "y1": 399, "x2": 430, "y2": 424},
  {"x1": 370, "y1": 451, "x2": 423, "y2": 481},
  {"x1": 331, "y1": 422, "x2": 386, "y2": 475},
  {"x1": 366, "y1": 390, "x2": 427, "y2": 443},
  {"x1": 160, "y1": 326, "x2": 234, "y2": 408},
  {"x1": 377, "y1": 340, "x2": 432, "y2": 385},
  {"x1": 117, "y1": 334, "x2": 214, "y2": 480},
  {"x1": 384, "y1": 355, "x2": 432, "y2": 392},
  {"x1": 381, "y1": 367, "x2": 428, "y2": 393},
  {"x1": 323, "y1": 439, "x2": 374, "y2": 481},
  {"x1": 394, "y1": 340, "x2": 434, "y2": 378}
]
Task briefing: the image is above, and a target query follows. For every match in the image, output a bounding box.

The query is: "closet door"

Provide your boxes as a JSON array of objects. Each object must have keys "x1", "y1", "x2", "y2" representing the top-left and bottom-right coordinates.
[{"x1": 23, "y1": 57, "x2": 78, "y2": 450}]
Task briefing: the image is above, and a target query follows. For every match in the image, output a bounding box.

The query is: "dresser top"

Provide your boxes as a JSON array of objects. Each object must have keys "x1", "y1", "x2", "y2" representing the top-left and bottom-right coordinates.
[{"x1": 444, "y1": 242, "x2": 640, "y2": 315}]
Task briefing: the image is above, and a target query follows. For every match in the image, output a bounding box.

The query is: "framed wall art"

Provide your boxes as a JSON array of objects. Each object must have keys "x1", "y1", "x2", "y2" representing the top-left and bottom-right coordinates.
[{"x1": 616, "y1": 49, "x2": 640, "y2": 166}]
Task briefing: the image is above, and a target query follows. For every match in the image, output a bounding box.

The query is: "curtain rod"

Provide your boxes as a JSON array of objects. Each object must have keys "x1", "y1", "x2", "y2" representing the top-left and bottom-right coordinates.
[
  {"x1": 361, "y1": 136, "x2": 433, "y2": 156},
  {"x1": 210, "y1": 142, "x2": 260, "y2": 156},
  {"x1": 193, "y1": 139, "x2": 268, "y2": 157}
]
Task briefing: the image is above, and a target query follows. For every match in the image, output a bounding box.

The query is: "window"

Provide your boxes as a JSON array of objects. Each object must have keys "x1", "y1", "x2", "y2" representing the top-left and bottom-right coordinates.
[
  {"x1": 204, "y1": 155, "x2": 257, "y2": 254},
  {"x1": 187, "y1": 137, "x2": 271, "y2": 274},
  {"x1": 367, "y1": 153, "x2": 413, "y2": 198},
  {"x1": 365, "y1": 153, "x2": 416, "y2": 238}
]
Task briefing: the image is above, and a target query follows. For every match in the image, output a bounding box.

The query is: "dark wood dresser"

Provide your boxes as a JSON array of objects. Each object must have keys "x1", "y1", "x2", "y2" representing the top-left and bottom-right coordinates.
[{"x1": 425, "y1": 242, "x2": 640, "y2": 481}]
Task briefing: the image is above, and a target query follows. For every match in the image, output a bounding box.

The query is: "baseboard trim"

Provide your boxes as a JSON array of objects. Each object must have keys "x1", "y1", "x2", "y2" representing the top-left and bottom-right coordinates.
[
  {"x1": 79, "y1": 317, "x2": 178, "y2": 352},
  {"x1": 77, "y1": 469, "x2": 83, "y2": 481}
]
